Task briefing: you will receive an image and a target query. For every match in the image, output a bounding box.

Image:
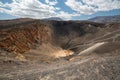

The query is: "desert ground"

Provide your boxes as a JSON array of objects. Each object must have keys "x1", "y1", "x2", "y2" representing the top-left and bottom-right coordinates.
[{"x1": 0, "y1": 18, "x2": 120, "y2": 80}]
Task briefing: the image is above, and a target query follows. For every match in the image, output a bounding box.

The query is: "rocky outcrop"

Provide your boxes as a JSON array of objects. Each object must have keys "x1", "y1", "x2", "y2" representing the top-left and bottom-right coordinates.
[{"x1": 0, "y1": 23, "x2": 52, "y2": 60}]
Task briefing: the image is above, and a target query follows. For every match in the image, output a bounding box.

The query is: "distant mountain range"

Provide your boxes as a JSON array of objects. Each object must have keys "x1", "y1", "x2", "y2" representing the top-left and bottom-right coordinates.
[
  {"x1": 42, "y1": 15, "x2": 120, "y2": 22},
  {"x1": 42, "y1": 17, "x2": 62, "y2": 21},
  {"x1": 89, "y1": 15, "x2": 120, "y2": 23}
]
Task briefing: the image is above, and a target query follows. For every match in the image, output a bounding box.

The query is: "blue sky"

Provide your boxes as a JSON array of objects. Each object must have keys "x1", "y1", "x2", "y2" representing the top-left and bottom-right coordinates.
[{"x1": 0, "y1": 0, "x2": 120, "y2": 20}]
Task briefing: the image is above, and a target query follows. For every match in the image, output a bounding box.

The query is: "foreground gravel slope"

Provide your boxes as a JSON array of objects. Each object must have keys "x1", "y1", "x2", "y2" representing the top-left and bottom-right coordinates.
[{"x1": 0, "y1": 53, "x2": 120, "y2": 80}]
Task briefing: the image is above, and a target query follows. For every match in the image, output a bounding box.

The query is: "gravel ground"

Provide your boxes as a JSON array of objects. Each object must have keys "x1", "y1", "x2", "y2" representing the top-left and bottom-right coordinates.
[{"x1": 0, "y1": 53, "x2": 120, "y2": 80}]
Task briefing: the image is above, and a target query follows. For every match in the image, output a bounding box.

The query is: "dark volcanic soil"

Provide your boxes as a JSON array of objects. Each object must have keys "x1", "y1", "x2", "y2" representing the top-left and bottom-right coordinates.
[
  {"x1": 0, "y1": 53, "x2": 120, "y2": 80},
  {"x1": 0, "y1": 19, "x2": 120, "y2": 80}
]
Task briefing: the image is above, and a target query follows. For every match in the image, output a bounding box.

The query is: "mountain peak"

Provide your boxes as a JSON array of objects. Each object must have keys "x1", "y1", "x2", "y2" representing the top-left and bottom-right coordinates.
[
  {"x1": 42, "y1": 17, "x2": 62, "y2": 21},
  {"x1": 89, "y1": 15, "x2": 120, "y2": 23}
]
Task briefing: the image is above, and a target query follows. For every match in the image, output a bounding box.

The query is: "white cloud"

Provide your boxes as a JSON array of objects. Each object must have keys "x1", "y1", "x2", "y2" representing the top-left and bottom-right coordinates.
[
  {"x1": 0, "y1": 2, "x2": 2, "y2": 6},
  {"x1": 65, "y1": 0, "x2": 120, "y2": 15},
  {"x1": 0, "y1": 0, "x2": 78, "y2": 20},
  {"x1": 45, "y1": 0, "x2": 58, "y2": 5},
  {"x1": 0, "y1": 0, "x2": 120, "y2": 20}
]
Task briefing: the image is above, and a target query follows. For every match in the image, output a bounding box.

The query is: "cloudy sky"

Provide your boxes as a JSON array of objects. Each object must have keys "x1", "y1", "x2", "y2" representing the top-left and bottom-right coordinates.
[{"x1": 0, "y1": 0, "x2": 120, "y2": 20}]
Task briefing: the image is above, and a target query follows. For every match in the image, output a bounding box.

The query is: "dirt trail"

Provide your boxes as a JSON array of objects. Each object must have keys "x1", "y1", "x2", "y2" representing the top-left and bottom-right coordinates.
[{"x1": 78, "y1": 42, "x2": 106, "y2": 55}]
